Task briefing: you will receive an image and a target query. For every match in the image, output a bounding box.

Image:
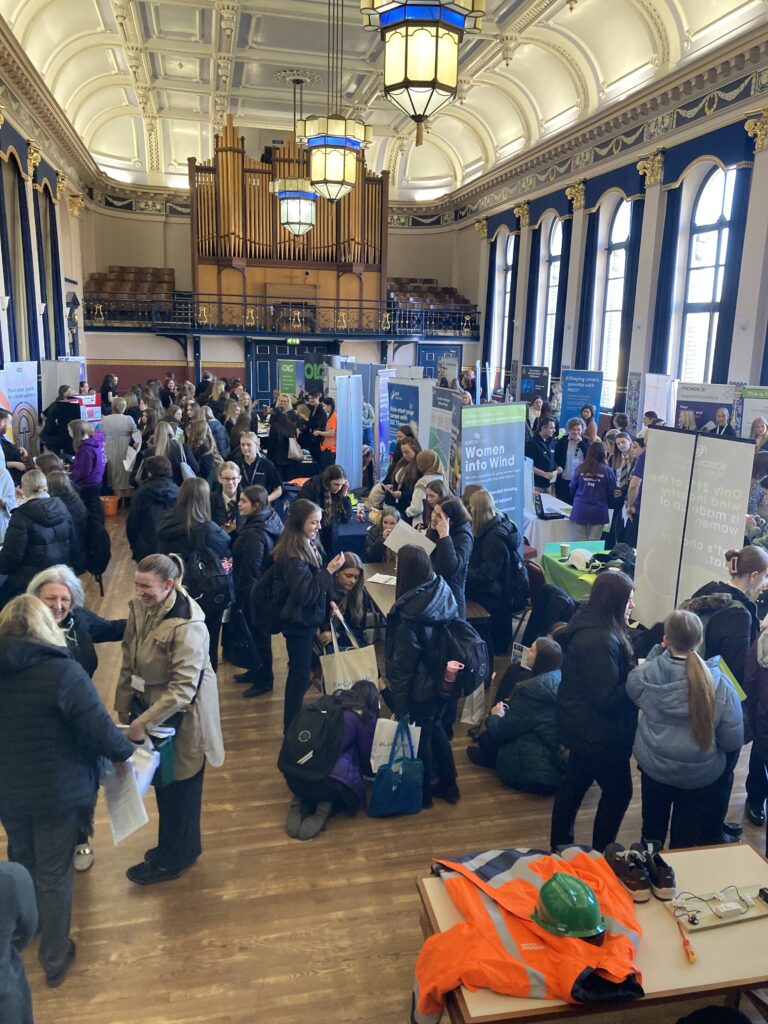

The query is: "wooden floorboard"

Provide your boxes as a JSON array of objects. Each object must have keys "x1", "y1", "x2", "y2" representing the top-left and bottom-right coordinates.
[{"x1": 5, "y1": 510, "x2": 764, "y2": 1024}]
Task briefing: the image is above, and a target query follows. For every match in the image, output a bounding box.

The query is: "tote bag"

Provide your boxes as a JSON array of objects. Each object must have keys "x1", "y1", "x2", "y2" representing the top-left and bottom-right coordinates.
[
  {"x1": 287, "y1": 437, "x2": 305, "y2": 461},
  {"x1": 368, "y1": 718, "x2": 423, "y2": 818},
  {"x1": 320, "y1": 616, "x2": 378, "y2": 692},
  {"x1": 178, "y1": 445, "x2": 196, "y2": 480}
]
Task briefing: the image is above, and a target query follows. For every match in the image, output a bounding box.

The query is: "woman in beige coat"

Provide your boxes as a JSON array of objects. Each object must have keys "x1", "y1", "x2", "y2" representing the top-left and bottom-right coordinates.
[
  {"x1": 115, "y1": 553, "x2": 224, "y2": 885},
  {"x1": 100, "y1": 396, "x2": 136, "y2": 502}
]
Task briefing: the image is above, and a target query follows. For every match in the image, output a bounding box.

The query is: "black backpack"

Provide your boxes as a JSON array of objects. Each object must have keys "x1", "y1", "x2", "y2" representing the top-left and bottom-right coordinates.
[
  {"x1": 277, "y1": 696, "x2": 345, "y2": 783},
  {"x1": 249, "y1": 566, "x2": 284, "y2": 635},
  {"x1": 85, "y1": 519, "x2": 111, "y2": 576},
  {"x1": 433, "y1": 620, "x2": 491, "y2": 698},
  {"x1": 183, "y1": 528, "x2": 232, "y2": 613},
  {"x1": 503, "y1": 524, "x2": 529, "y2": 613}
]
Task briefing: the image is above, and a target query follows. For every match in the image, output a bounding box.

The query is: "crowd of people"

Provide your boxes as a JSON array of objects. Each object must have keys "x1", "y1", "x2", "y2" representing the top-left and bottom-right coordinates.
[{"x1": 2, "y1": 369, "x2": 768, "y2": 1012}]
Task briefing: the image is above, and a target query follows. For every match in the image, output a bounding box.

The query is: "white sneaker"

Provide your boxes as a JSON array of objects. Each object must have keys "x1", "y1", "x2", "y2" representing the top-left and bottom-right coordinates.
[{"x1": 73, "y1": 843, "x2": 94, "y2": 872}]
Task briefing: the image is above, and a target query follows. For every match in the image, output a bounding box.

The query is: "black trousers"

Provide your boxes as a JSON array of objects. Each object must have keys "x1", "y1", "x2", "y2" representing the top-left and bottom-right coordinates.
[
  {"x1": 411, "y1": 697, "x2": 457, "y2": 803},
  {"x1": 283, "y1": 628, "x2": 315, "y2": 731},
  {"x1": 550, "y1": 749, "x2": 632, "y2": 852},
  {"x1": 203, "y1": 605, "x2": 225, "y2": 672},
  {"x1": 154, "y1": 766, "x2": 205, "y2": 873},
  {"x1": 716, "y1": 747, "x2": 740, "y2": 825},
  {"x1": 78, "y1": 484, "x2": 105, "y2": 523},
  {"x1": 640, "y1": 769, "x2": 721, "y2": 849},
  {"x1": 746, "y1": 743, "x2": 768, "y2": 807},
  {"x1": 250, "y1": 624, "x2": 274, "y2": 685}
]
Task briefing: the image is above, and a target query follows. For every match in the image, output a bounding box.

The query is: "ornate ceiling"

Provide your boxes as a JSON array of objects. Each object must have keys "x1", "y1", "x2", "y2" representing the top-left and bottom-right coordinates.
[{"x1": 0, "y1": 0, "x2": 765, "y2": 201}]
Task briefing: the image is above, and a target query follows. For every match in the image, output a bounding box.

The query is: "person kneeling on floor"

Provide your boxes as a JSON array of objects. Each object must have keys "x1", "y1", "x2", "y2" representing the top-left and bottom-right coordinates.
[{"x1": 278, "y1": 681, "x2": 379, "y2": 841}]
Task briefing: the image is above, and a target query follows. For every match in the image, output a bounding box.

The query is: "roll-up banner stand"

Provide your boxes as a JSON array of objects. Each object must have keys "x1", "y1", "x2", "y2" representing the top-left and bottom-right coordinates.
[
  {"x1": 277, "y1": 359, "x2": 304, "y2": 396},
  {"x1": 642, "y1": 373, "x2": 675, "y2": 429},
  {"x1": 461, "y1": 403, "x2": 526, "y2": 547},
  {"x1": 560, "y1": 369, "x2": 603, "y2": 426},
  {"x1": 520, "y1": 365, "x2": 549, "y2": 403},
  {"x1": 626, "y1": 372, "x2": 642, "y2": 433},
  {"x1": 387, "y1": 378, "x2": 434, "y2": 452},
  {"x1": 674, "y1": 382, "x2": 737, "y2": 433},
  {"x1": 375, "y1": 368, "x2": 398, "y2": 481},
  {"x1": 429, "y1": 388, "x2": 462, "y2": 492},
  {"x1": 633, "y1": 427, "x2": 754, "y2": 628},
  {"x1": 739, "y1": 387, "x2": 768, "y2": 438},
  {"x1": 336, "y1": 374, "x2": 363, "y2": 490},
  {"x1": 0, "y1": 361, "x2": 40, "y2": 450}
]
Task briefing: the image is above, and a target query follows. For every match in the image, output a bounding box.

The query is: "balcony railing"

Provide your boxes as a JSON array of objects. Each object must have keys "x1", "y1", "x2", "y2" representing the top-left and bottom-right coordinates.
[{"x1": 83, "y1": 291, "x2": 480, "y2": 340}]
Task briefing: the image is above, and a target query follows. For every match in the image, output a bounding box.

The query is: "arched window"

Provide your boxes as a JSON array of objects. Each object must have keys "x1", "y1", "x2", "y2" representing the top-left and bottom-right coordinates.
[
  {"x1": 500, "y1": 233, "x2": 516, "y2": 376},
  {"x1": 598, "y1": 200, "x2": 631, "y2": 407},
  {"x1": 541, "y1": 218, "x2": 562, "y2": 370},
  {"x1": 679, "y1": 167, "x2": 736, "y2": 382}
]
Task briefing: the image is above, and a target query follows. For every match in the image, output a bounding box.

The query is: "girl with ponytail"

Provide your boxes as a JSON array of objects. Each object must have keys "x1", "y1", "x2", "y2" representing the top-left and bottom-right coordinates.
[
  {"x1": 626, "y1": 610, "x2": 743, "y2": 849},
  {"x1": 114, "y1": 551, "x2": 224, "y2": 886}
]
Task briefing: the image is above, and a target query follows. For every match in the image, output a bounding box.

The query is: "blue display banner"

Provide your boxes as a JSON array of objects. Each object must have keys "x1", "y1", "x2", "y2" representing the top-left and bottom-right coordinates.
[
  {"x1": 387, "y1": 382, "x2": 421, "y2": 454},
  {"x1": 429, "y1": 388, "x2": 462, "y2": 492},
  {"x1": 461, "y1": 403, "x2": 526, "y2": 545},
  {"x1": 560, "y1": 370, "x2": 603, "y2": 426},
  {"x1": 336, "y1": 374, "x2": 363, "y2": 489},
  {"x1": 520, "y1": 365, "x2": 549, "y2": 402}
]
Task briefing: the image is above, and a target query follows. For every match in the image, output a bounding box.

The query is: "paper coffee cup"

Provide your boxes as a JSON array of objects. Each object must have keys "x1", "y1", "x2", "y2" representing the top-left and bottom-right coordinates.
[{"x1": 560, "y1": 543, "x2": 570, "y2": 558}]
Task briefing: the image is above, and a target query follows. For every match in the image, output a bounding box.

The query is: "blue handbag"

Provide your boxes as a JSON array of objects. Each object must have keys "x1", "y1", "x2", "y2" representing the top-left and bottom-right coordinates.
[{"x1": 368, "y1": 718, "x2": 424, "y2": 818}]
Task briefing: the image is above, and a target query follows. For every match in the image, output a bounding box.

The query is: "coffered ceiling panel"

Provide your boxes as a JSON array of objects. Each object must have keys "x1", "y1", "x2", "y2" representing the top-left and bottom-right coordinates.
[{"x1": 0, "y1": 0, "x2": 765, "y2": 199}]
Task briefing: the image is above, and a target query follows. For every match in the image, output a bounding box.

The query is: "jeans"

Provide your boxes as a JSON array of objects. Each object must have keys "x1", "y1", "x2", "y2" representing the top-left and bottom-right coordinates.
[
  {"x1": 283, "y1": 628, "x2": 315, "y2": 731},
  {"x1": 411, "y1": 697, "x2": 457, "y2": 804},
  {"x1": 3, "y1": 811, "x2": 82, "y2": 978},
  {"x1": 154, "y1": 766, "x2": 205, "y2": 872},
  {"x1": 550, "y1": 749, "x2": 632, "y2": 852},
  {"x1": 640, "y1": 770, "x2": 722, "y2": 849}
]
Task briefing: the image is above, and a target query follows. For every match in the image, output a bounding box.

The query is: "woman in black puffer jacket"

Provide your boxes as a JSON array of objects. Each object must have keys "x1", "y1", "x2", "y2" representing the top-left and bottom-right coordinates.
[
  {"x1": 550, "y1": 571, "x2": 637, "y2": 852},
  {"x1": 426, "y1": 496, "x2": 474, "y2": 620},
  {"x1": 0, "y1": 595, "x2": 133, "y2": 987},
  {"x1": 384, "y1": 545, "x2": 460, "y2": 807},
  {"x1": 125, "y1": 456, "x2": 180, "y2": 562},
  {"x1": 46, "y1": 470, "x2": 89, "y2": 575}
]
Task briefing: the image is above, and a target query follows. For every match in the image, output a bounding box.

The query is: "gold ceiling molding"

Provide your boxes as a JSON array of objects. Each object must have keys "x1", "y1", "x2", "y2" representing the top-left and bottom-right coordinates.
[
  {"x1": 637, "y1": 149, "x2": 665, "y2": 186},
  {"x1": 25, "y1": 139, "x2": 41, "y2": 179},
  {"x1": 745, "y1": 108, "x2": 768, "y2": 152},
  {"x1": 565, "y1": 180, "x2": 586, "y2": 210},
  {"x1": 67, "y1": 193, "x2": 86, "y2": 218},
  {"x1": 513, "y1": 201, "x2": 530, "y2": 226},
  {"x1": 474, "y1": 217, "x2": 488, "y2": 238}
]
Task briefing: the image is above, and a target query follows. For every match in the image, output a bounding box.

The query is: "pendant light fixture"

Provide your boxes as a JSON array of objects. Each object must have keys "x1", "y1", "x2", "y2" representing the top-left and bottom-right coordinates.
[
  {"x1": 361, "y1": 1, "x2": 485, "y2": 144},
  {"x1": 270, "y1": 76, "x2": 318, "y2": 237},
  {"x1": 297, "y1": 0, "x2": 372, "y2": 201}
]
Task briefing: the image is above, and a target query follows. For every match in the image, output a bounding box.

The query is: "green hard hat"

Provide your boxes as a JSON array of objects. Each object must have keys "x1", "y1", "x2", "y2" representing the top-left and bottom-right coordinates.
[{"x1": 531, "y1": 873, "x2": 606, "y2": 939}]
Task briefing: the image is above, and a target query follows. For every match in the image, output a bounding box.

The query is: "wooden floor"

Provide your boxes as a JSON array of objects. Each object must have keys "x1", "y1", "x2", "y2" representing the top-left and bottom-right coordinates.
[{"x1": 8, "y1": 511, "x2": 765, "y2": 1024}]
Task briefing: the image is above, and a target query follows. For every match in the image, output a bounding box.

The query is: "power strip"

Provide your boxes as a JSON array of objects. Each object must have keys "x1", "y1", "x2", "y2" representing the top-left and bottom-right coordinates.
[{"x1": 664, "y1": 884, "x2": 768, "y2": 932}]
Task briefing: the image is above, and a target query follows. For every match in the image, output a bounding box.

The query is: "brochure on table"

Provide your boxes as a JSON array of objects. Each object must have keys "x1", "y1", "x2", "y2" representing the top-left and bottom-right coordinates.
[
  {"x1": 634, "y1": 427, "x2": 753, "y2": 628},
  {"x1": 384, "y1": 519, "x2": 436, "y2": 556}
]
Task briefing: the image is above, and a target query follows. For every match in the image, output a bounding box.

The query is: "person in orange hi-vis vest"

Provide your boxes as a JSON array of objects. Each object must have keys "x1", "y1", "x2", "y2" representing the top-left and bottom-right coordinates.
[{"x1": 411, "y1": 846, "x2": 643, "y2": 1024}]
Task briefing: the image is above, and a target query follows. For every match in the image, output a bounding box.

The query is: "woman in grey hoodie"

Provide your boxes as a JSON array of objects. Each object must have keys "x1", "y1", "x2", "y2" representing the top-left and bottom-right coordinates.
[{"x1": 627, "y1": 609, "x2": 743, "y2": 849}]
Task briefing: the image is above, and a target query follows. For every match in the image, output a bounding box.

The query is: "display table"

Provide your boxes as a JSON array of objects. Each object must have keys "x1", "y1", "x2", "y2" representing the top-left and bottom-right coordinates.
[
  {"x1": 523, "y1": 508, "x2": 582, "y2": 554},
  {"x1": 416, "y1": 843, "x2": 768, "y2": 1024},
  {"x1": 541, "y1": 540, "x2": 605, "y2": 602},
  {"x1": 363, "y1": 563, "x2": 489, "y2": 622}
]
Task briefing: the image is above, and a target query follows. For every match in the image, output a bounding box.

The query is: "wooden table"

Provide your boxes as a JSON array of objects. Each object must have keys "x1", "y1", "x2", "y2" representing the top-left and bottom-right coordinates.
[
  {"x1": 416, "y1": 843, "x2": 768, "y2": 1023},
  {"x1": 363, "y1": 563, "x2": 490, "y2": 622}
]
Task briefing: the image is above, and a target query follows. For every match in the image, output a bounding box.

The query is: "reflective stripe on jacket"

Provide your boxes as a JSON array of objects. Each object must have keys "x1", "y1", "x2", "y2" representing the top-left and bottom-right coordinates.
[{"x1": 413, "y1": 846, "x2": 643, "y2": 1023}]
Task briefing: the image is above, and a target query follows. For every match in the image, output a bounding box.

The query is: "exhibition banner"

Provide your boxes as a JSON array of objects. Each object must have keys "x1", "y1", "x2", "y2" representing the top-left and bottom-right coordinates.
[
  {"x1": 739, "y1": 387, "x2": 768, "y2": 438},
  {"x1": 436, "y1": 355, "x2": 459, "y2": 387},
  {"x1": 277, "y1": 359, "x2": 303, "y2": 396},
  {"x1": 674, "y1": 382, "x2": 736, "y2": 433},
  {"x1": 509, "y1": 359, "x2": 519, "y2": 400},
  {"x1": 336, "y1": 374, "x2": 363, "y2": 489},
  {"x1": 634, "y1": 427, "x2": 753, "y2": 627},
  {"x1": 303, "y1": 357, "x2": 325, "y2": 392},
  {"x1": 643, "y1": 373, "x2": 675, "y2": 427},
  {"x1": 461, "y1": 403, "x2": 525, "y2": 542},
  {"x1": 326, "y1": 367, "x2": 352, "y2": 401},
  {"x1": 560, "y1": 369, "x2": 603, "y2": 425},
  {"x1": 520, "y1": 365, "x2": 549, "y2": 402},
  {"x1": 387, "y1": 379, "x2": 433, "y2": 452},
  {"x1": 625, "y1": 371, "x2": 642, "y2": 432},
  {"x1": 375, "y1": 368, "x2": 397, "y2": 480},
  {"x1": 0, "y1": 361, "x2": 39, "y2": 450},
  {"x1": 429, "y1": 388, "x2": 462, "y2": 492}
]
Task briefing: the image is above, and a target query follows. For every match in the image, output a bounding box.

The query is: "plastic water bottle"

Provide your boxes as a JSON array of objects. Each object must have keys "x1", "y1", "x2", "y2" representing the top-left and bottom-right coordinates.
[
  {"x1": 439, "y1": 660, "x2": 464, "y2": 699},
  {"x1": 356, "y1": 503, "x2": 367, "y2": 523}
]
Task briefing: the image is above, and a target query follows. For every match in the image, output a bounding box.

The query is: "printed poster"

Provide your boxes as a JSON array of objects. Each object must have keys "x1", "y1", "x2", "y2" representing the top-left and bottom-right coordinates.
[
  {"x1": 429, "y1": 388, "x2": 462, "y2": 492},
  {"x1": 461, "y1": 403, "x2": 526, "y2": 541},
  {"x1": 674, "y1": 382, "x2": 736, "y2": 433},
  {"x1": 0, "y1": 361, "x2": 40, "y2": 451},
  {"x1": 560, "y1": 370, "x2": 603, "y2": 426},
  {"x1": 520, "y1": 365, "x2": 549, "y2": 403}
]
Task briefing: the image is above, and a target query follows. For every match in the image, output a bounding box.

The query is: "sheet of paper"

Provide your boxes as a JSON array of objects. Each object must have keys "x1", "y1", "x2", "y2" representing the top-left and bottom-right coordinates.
[
  {"x1": 122, "y1": 446, "x2": 138, "y2": 472},
  {"x1": 129, "y1": 744, "x2": 161, "y2": 798},
  {"x1": 368, "y1": 573, "x2": 397, "y2": 585},
  {"x1": 383, "y1": 518, "x2": 436, "y2": 556},
  {"x1": 131, "y1": 430, "x2": 142, "y2": 446},
  {"x1": 103, "y1": 768, "x2": 149, "y2": 844}
]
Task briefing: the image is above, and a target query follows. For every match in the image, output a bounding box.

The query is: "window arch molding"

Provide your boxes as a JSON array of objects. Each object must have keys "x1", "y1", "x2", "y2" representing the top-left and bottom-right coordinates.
[{"x1": 535, "y1": 210, "x2": 564, "y2": 371}]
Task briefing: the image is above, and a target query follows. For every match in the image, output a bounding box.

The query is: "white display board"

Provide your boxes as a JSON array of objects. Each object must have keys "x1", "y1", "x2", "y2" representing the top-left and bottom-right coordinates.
[{"x1": 634, "y1": 427, "x2": 754, "y2": 627}]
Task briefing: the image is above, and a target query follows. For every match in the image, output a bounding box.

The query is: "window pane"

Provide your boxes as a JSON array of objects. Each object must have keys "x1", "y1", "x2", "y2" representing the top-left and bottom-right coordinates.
[
  {"x1": 687, "y1": 268, "x2": 715, "y2": 304},
  {"x1": 548, "y1": 260, "x2": 560, "y2": 288},
  {"x1": 723, "y1": 169, "x2": 736, "y2": 221},
  {"x1": 610, "y1": 201, "x2": 631, "y2": 245},
  {"x1": 718, "y1": 228, "x2": 730, "y2": 266},
  {"x1": 601, "y1": 380, "x2": 617, "y2": 409},
  {"x1": 549, "y1": 219, "x2": 563, "y2": 257},
  {"x1": 681, "y1": 312, "x2": 711, "y2": 382},
  {"x1": 506, "y1": 233, "x2": 516, "y2": 264},
  {"x1": 715, "y1": 266, "x2": 725, "y2": 303},
  {"x1": 708, "y1": 312, "x2": 719, "y2": 381},
  {"x1": 691, "y1": 230, "x2": 718, "y2": 267},
  {"x1": 608, "y1": 247, "x2": 626, "y2": 278},
  {"x1": 694, "y1": 169, "x2": 726, "y2": 227},
  {"x1": 605, "y1": 277, "x2": 624, "y2": 311}
]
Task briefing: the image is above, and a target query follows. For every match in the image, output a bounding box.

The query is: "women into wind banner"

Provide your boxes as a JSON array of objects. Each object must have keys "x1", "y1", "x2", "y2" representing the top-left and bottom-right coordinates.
[{"x1": 461, "y1": 403, "x2": 526, "y2": 542}]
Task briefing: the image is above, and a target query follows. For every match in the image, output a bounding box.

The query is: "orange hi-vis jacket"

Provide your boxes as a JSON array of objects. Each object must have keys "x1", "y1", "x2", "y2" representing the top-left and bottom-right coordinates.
[{"x1": 412, "y1": 846, "x2": 644, "y2": 1024}]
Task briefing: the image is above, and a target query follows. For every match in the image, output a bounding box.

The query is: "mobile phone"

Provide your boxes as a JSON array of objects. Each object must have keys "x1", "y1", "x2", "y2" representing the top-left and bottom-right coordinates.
[{"x1": 511, "y1": 643, "x2": 526, "y2": 665}]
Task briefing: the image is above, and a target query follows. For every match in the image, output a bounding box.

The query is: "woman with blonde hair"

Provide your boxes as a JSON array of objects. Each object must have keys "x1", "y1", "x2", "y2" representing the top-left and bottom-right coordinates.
[
  {"x1": 406, "y1": 449, "x2": 445, "y2": 527},
  {"x1": 115, "y1": 553, "x2": 224, "y2": 885},
  {"x1": 206, "y1": 379, "x2": 228, "y2": 420},
  {"x1": 0, "y1": 594, "x2": 132, "y2": 984},
  {"x1": 750, "y1": 416, "x2": 768, "y2": 452},
  {"x1": 186, "y1": 417, "x2": 222, "y2": 485},
  {"x1": 144, "y1": 420, "x2": 199, "y2": 487},
  {"x1": 627, "y1": 609, "x2": 743, "y2": 848}
]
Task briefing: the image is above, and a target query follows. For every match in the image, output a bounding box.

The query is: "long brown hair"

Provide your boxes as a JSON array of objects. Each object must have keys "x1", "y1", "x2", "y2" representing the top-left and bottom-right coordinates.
[
  {"x1": 395, "y1": 545, "x2": 432, "y2": 601},
  {"x1": 664, "y1": 610, "x2": 715, "y2": 751},
  {"x1": 394, "y1": 438, "x2": 423, "y2": 490},
  {"x1": 165, "y1": 477, "x2": 212, "y2": 532},
  {"x1": 273, "y1": 499, "x2": 322, "y2": 565},
  {"x1": 588, "y1": 571, "x2": 635, "y2": 663},
  {"x1": 576, "y1": 440, "x2": 608, "y2": 478}
]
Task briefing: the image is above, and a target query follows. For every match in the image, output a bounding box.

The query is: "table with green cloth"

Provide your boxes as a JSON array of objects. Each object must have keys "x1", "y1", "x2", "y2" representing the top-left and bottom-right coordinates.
[{"x1": 541, "y1": 541, "x2": 605, "y2": 602}]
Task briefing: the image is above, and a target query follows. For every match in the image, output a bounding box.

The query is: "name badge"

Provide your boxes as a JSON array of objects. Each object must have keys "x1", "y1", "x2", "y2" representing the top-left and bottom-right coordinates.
[{"x1": 131, "y1": 674, "x2": 146, "y2": 693}]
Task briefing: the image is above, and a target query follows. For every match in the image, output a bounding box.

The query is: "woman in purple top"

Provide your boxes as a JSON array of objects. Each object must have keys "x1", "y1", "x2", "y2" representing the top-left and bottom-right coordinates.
[
  {"x1": 68, "y1": 420, "x2": 107, "y2": 523},
  {"x1": 283, "y1": 680, "x2": 379, "y2": 841},
  {"x1": 569, "y1": 441, "x2": 616, "y2": 542}
]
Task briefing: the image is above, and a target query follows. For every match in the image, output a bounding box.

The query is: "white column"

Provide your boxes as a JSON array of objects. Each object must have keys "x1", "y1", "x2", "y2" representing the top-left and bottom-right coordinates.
[
  {"x1": 630, "y1": 152, "x2": 666, "y2": 373},
  {"x1": 24, "y1": 177, "x2": 46, "y2": 356},
  {"x1": 476, "y1": 223, "x2": 490, "y2": 355},
  {"x1": 511, "y1": 202, "x2": 531, "y2": 373},
  {"x1": 729, "y1": 117, "x2": 768, "y2": 384},
  {"x1": 562, "y1": 183, "x2": 586, "y2": 369}
]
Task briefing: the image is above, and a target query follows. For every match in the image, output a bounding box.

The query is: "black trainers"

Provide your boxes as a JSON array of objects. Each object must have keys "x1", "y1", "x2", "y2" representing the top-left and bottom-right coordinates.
[
  {"x1": 603, "y1": 843, "x2": 651, "y2": 903},
  {"x1": 631, "y1": 842, "x2": 676, "y2": 901}
]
